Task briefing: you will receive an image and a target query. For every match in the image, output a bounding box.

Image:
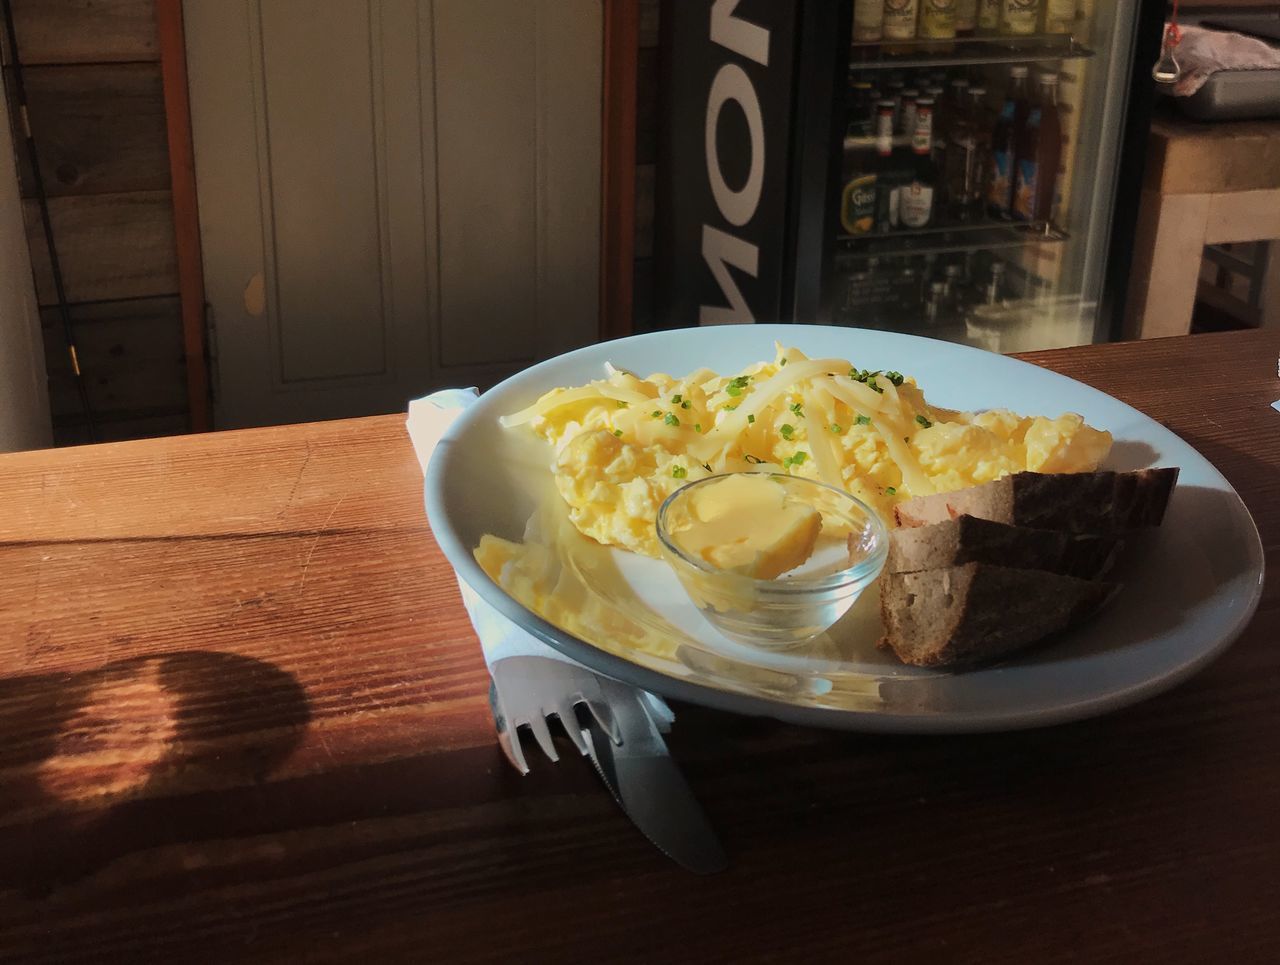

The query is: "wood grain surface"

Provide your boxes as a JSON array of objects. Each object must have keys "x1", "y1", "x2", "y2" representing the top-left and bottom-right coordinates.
[
  {"x1": 13, "y1": 63, "x2": 171, "y2": 198},
  {"x1": 1, "y1": 330, "x2": 1278, "y2": 963},
  {"x1": 2, "y1": 0, "x2": 158, "y2": 65},
  {"x1": 23, "y1": 191, "x2": 178, "y2": 305}
]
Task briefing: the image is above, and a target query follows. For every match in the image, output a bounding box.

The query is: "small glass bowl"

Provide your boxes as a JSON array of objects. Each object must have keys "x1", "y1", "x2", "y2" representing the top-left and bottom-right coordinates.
[{"x1": 656, "y1": 472, "x2": 889, "y2": 650}]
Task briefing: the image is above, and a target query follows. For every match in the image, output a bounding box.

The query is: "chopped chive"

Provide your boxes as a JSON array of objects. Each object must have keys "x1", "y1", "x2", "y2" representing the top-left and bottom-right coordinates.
[
  {"x1": 702, "y1": 462, "x2": 713, "y2": 472},
  {"x1": 681, "y1": 400, "x2": 691, "y2": 409},
  {"x1": 694, "y1": 423, "x2": 702, "y2": 433},
  {"x1": 792, "y1": 451, "x2": 808, "y2": 465},
  {"x1": 616, "y1": 400, "x2": 628, "y2": 408},
  {"x1": 780, "y1": 424, "x2": 795, "y2": 440},
  {"x1": 885, "y1": 371, "x2": 905, "y2": 387},
  {"x1": 915, "y1": 414, "x2": 933, "y2": 428},
  {"x1": 613, "y1": 429, "x2": 623, "y2": 437},
  {"x1": 745, "y1": 454, "x2": 764, "y2": 465},
  {"x1": 664, "y1": 413, "x2": 680, "y2": 427},
  {"x1": 830, "y1": 423, "x2": 843, "y2": 434},
  {"x1": 747, "y1": 414, "x2": 756, "y2": 424},
  {"x1": 856, "y1": 414, "x2": 872, "y2": 426},
  {"x1": 789, "y1": 402, "x2": 804, "y2": 417},
  {"x1": 867, "y1": 378, "x2": 883, "y2": 393},
  {"x1": 671, "y1": 465, "x2": 688, "y2": 479},
  {"x1": 885, "y1": 486, "x2": 897, "y2": 496},
  {"x1": 651, "y1": 410, "x2": 661, "y2": 418},
  {"x1": 723, "y1": 404, "x2": 739, "y2": 411},
  {"x1": 779, "y1": 357, "x2": 787, "y2": 366},
  {"x1": 671, "y1": 393, "x2": 682, "y2": 404},
  {"x1": 726, "y1": 384, "x2": 742, "y2": 397}
]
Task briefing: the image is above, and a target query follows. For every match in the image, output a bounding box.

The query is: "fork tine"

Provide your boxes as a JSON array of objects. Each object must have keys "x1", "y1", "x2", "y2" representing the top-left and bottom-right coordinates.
[
  {"x1": 489, "y1": 678, "x2": 530, "y2": 775},
  {"x1": 553, "y1": 698, "x2": 590, "y2": 756},
  {"x1": 526, "y1": 714, "x2": 560, "y2": 763},
  {"x1": 584, "y1": 699, "x2": 622, "y2": 746},
  {"x1": 497, "y1": 722, "x2": 530, "y2": 775}
]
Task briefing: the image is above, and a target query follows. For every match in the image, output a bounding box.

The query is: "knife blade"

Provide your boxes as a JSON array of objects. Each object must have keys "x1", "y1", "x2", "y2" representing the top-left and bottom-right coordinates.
[{"x1": 581, "y1": 679, "x2": 728, "y2": 875}]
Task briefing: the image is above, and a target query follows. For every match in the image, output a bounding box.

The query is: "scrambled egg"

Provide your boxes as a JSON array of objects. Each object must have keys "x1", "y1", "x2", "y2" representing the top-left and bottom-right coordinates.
[{"x1": 500, "y1": 345, "x2": 1112, "y2": 558}]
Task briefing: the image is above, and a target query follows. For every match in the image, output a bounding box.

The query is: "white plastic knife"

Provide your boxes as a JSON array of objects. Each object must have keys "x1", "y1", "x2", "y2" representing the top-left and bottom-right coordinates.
[{"x1": 581, "y1": 677, "x2": 728, "y2": 875}]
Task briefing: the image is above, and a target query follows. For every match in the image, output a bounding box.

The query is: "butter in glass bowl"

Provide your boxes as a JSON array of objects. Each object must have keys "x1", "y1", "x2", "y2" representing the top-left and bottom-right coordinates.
[{"x1": 656, "y1": 473, "x2": 888, "y2": 649}]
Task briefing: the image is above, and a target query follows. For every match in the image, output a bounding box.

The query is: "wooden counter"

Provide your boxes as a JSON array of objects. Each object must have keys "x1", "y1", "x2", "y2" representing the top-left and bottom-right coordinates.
[{"x1": 2, "y1": 330, "x2": 1278, "y2": 963}]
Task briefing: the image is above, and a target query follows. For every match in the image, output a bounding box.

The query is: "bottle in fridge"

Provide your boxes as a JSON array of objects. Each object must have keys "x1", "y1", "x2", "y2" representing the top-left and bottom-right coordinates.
[
  {"x1": 853, "y1": 0, "x2": 885, "y2": 41},
  {"x1": 1000, "y1": 0, "x2": 1041, "y2": 36},
  {"x1": 1013, "y1": 71, "x2": 1062, "y2": 223},
  {"x1": 871, "y1": 100, "x2": 905, "y2": 231},
  {"x1": 1041, "y1": 0, "x2": 1075, "y2": 34},
  {"x1": 919, "y1": 0, "x2": 958, "y2": 40},
  {"x1": 977, "y1": 0, "x2": 1001, "y2": 34},
  {"x1": 946, "y1": 85, "x2": 994, "y2": 221},
  {"x1": 883, "y1": 0, "x2": 921, "y2": 41},
  {"x1": 988, "y1": 65, "x2": 1030, "y2": 220},
  {"x1": 899, "y1": 99, "x2": 939, "y2": 228}
]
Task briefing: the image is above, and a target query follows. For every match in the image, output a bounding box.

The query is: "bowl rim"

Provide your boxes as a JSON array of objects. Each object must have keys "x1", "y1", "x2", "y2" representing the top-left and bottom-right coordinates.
[{"x1": 655, "y1": 471, "x2": 889, "y2": 593}]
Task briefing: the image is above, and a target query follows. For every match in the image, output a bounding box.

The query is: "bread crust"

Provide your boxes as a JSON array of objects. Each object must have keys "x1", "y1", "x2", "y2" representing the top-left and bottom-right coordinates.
[{"x1": 894, "y1": 468, "x2": 1180, "y2": 533}]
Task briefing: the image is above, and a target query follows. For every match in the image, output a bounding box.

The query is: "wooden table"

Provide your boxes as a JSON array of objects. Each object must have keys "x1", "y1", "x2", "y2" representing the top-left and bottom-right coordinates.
[
  {"x1": 2, "y1": 331, "x2": 1278, "y2": 963},
  {"x1": 1126, "y1": 114, "x2": 1280, "y2": 339}
]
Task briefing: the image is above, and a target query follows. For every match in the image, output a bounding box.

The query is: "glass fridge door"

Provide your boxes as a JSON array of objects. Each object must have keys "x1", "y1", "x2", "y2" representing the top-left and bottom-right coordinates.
[{"x1": 824, "y1": 0, "x2": 1144, "y2": 353}]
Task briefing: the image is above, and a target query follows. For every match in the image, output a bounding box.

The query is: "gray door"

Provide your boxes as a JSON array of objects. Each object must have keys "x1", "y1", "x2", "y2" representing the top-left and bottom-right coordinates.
[{"x1": 184, "y1": 0, "x2": 602, "y2": 428}]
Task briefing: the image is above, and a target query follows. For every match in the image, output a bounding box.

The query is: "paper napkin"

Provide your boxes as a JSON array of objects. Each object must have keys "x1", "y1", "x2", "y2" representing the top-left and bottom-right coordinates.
[{"x1": 406, "y1": 390, "x2": 673, "y2": 727}]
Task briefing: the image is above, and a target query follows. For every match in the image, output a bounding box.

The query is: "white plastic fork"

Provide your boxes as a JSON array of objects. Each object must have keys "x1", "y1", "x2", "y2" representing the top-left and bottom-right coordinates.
[{"x1": 487, "y1": 654, "x2": 623, "y2": 774}]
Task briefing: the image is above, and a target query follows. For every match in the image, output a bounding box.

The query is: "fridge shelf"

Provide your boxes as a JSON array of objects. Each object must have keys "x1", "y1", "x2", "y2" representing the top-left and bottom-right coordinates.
[
  {"x1": 836, "y1": 221, "x2": 1068, "y2": 259},
  {"x1": 848, "y1": 34, "x2": 1095, "y2": 71}
]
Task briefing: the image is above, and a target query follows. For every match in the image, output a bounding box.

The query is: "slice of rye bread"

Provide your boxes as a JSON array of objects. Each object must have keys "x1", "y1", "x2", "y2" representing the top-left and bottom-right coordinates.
[
  {"x1": 893, "y1": 468, "x2": 1179, "y2": 533},
  {"x1": 879, "y1": 562, "x2": 1120, "y2": 668},
  {"x1": 886, "y1": 515, "x2": 1120, "y2": 579}
]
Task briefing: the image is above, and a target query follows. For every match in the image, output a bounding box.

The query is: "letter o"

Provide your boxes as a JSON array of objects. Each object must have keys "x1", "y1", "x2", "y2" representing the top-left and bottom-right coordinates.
[{"x1": 705, "y1": 62, "x2": 764, "y2": 228}]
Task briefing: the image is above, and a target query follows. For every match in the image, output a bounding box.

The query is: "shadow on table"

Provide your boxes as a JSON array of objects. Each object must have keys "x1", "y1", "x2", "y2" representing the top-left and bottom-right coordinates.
[{"x1": 0, "y1": 650, "x2": 310, "y2": 896}]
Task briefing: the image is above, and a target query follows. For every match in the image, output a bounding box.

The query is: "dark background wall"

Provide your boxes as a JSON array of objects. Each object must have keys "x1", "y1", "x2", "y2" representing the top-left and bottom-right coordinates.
[{"x1": 632, "y1": 0, "x2": 659, "y2": 331}]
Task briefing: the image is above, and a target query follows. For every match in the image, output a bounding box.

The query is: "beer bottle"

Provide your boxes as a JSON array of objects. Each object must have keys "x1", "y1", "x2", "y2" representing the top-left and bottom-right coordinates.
[
  {"x1": 977, "y1": 0, "x2": 1001, "y2": 34},
  {"x1": 1000, "y1": 0, "x2": 1040, "y2": 36},
  {"x1": 900, "y1": 89, "x2": 920, "y2": 138},
  {"x1": 946, "y1": 85, "x2": 993, "y2": 221},
  {"x1": 853, "y1": 0, "x2": 885, "y2": 41},
  {"x1": 841, "y1": 141, "x2": 879, "y2": 235},
  {"x1": 847, "y1": 79, "x2": 876, "y2": 137},
  {"x1": 872, "y1": 100, "x2": 902, "y2": 232},
  {"x1": 883, "y1": 0, "x2": 921, "y2": 41},
  {"x1": 988, "y1": 65, "x2": 1030, "y2": 219},
  {"x1": 899, "y1": 98, "x2": 938, "y2": 229},
  {"x1": 1041, "y1": 0, "x2": 1074, "y2": 34},
  {"x1": 919, "y1": 0, "x2": 957, "y2": 39},
  {"x1": 1013, "y1": 71, "x2": 1062, "y2": 223},
  {"x1": 886, "y1": 78, "x2": 907, "y2": 133}
]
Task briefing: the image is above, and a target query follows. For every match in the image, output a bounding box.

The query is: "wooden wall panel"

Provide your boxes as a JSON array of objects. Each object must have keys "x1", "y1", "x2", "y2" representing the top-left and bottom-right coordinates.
[
  {"x1": 3, "y1": 0, "x2": 158, "y2": 65},
  {"x1": 43, "y1": 297, "x2": 187, "y2": 434},
  {"x1": 23, "y1": 191, "x2": 178, "y2": 304},
  {"x1": 13, "y1": 64, "x2": 170, "y2": 196},
  {"x1": 4, "y1": 0, "x2": 189, "y2": 445}
]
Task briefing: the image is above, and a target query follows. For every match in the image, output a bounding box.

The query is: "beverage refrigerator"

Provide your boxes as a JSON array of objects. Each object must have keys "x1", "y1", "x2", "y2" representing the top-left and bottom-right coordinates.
[{"x1": 652, "y1": 0, "x2": 1168, "y2": 352}]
